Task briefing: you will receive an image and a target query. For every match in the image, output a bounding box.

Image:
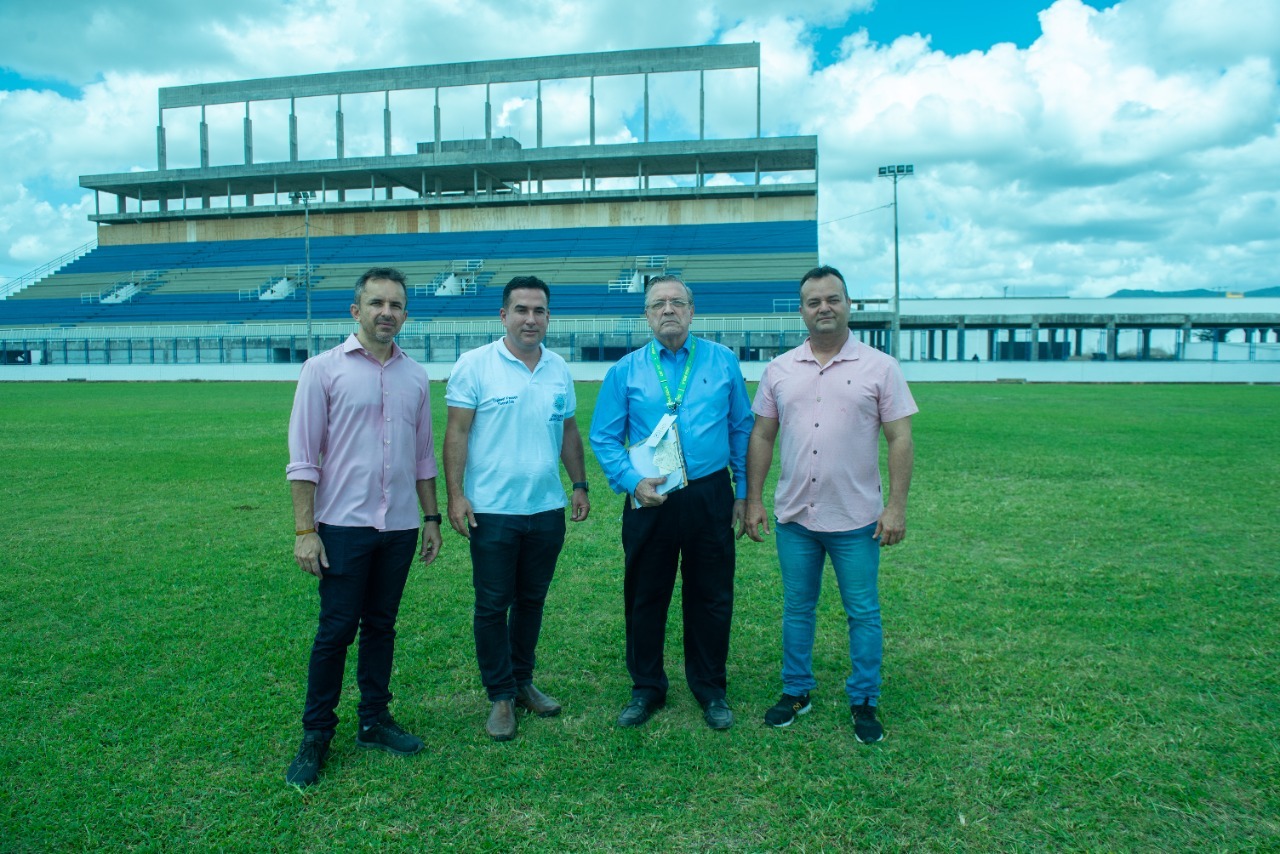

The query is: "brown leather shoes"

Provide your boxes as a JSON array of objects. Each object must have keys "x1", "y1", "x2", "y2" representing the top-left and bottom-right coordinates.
[
  {"x1": 515, "y1": 683, "x2": 563, "y2": 717},
  {"x1": 486, "y1": 699, "x2": 517, "y2": 741}
]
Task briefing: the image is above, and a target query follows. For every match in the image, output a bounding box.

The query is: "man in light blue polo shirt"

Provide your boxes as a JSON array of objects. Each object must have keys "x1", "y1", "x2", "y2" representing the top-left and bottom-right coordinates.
[{"x1": 444, "y1": 276, "x2": 590, "y2": 742}]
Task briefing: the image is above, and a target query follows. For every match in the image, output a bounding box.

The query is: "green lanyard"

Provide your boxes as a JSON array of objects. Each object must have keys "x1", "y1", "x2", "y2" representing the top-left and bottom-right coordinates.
[{"x1": 650, "y1": 338, "x2": 697, "y2": 411}]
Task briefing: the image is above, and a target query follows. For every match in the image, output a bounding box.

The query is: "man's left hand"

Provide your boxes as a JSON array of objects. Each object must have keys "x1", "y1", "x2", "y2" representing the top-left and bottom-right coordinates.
[
  {"x1": 420, "y1": 521, "x2": 443, "y2": 565},
  {"x1": 874, "y1": 506, "x2": 907, "y2": 547},
  {"x1": 570, "y1": 490, "x2": 590, "y2": 522},
  {"x1": 732, "y1": 499, "x2": 747, "y2": 539}
]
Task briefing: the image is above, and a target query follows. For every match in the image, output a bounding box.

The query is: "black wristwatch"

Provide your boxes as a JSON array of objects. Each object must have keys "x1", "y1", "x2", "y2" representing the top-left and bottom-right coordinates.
[
  {"x1": 572, "y1": 482, "x2": 589, "y2": 493},
  {"x1": 423, "y1": 514, "x2": 443, "y2": 524}
]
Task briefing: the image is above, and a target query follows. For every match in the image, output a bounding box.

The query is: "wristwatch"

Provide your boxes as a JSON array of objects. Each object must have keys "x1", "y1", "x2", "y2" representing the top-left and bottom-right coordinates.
[
  {"x1": 423, "y1": 514, "x2": 443, "y2": 524},
  {"x1": 572, "y1": 482, "x2": 589, "y2": 492}
]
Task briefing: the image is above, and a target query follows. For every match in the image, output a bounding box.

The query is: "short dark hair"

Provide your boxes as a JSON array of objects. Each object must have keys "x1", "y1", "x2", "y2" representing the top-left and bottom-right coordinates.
[
  {"x1": 644, "y1": 274, "x2": 695, "y2": 305},
  {"x1": 800, "y1": 265, "x2": 845, "y2": 293},
  {"x1": 502, "y1": 275, "x2": 550, "y2": 308},
  {"x1": 354, "y1": 267, "x2": 409, "y2": 305}
]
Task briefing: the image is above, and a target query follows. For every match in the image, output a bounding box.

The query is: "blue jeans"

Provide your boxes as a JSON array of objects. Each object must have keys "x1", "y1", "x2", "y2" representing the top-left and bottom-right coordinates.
[
  {"x1": 469, "y1": 510, "x2": 566, "y2": 701},
  {"x1": 302, "y1": 524, "x2": 419, "y2": 738},
  {"x1": 775, "y1": 520, "x2": 882, "y2": 705}
]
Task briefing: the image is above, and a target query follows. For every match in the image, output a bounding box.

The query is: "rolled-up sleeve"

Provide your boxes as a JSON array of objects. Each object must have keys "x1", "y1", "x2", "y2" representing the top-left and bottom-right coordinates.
[
  {"x1": 415, "y1": 380, "x2": 439, "y2": 481},
  {"x1": 286, "y1": 360, "x2": 326, "y2": 483}
]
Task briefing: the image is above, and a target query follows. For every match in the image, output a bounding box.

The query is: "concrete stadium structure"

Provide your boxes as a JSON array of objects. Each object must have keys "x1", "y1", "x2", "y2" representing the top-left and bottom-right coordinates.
[{"x1": 0, "y1": 44, "x2": 1276, "y2": 382}]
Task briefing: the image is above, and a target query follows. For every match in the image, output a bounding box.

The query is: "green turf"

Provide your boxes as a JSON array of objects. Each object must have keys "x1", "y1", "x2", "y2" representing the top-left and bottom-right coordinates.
[{"x1": 0, "y1": 381, "x2": 1276, "y2": 851}]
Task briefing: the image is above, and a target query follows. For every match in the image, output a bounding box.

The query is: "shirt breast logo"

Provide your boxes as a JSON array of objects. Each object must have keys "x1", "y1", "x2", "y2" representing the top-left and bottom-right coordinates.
[
  {"x1": 553, "y1": 393, "x2": 567, "y2": 413},
  {"x1": 495, "y1": 395, "x2": 518, "y2": 406}
]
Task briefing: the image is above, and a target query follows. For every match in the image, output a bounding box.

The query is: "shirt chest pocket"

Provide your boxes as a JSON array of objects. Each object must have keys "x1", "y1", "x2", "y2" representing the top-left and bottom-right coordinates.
[{"x1": 392, "y1": 389, "x2": 424, "y2": 425}]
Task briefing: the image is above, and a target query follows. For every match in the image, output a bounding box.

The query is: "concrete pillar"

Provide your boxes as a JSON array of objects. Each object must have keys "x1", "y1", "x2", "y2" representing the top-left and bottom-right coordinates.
[
  {"x1": 699, "y1": 70, "x2": 705, "y2": 140},
  {"x1": 290, "y1": 98, "x2": 298, "y2": 162},
  {"x1": 243, "y1": 102, "x2": 253, "y2": 165},
  {"x1": 644, "y1": 73, "x2": 650, "y2": 143},
  {"x1": 1140, "y1": 328, "x2": 1152, "y2": 360},
  {"x1": 747, "y1": 65, "x2": 757, "y2": 138},
  {"x1": 200, "y1": 107, "x2": 209, "y2": 169},
  {"x1": 589, "y1": 78, "x2": 595, "y2": 145},
  {"x1": 988, "y1": 329, "x2": 997, "y2": 361},
  {"x1": 336, "y1": 94, "x2": 344, "y2": 160},
  {"x1": 1107, "y1": 323, "x2": 1118, "y2": 361},
  {"x1": 485, "y1": 83, "x2": 492, "y2": 149},
  {"x1": 956, "y1": 323, "x2": 966, "y2": 361},
  {"x1": 384, "y1": 92, "x2": 392, "y2": 157},
  {"x1": 535, "y1": 82, "x2": 541, "y2": 149},
  {"x1": 1030, "y1": 323, "x2": 1040, "y2": 361},
  {"x1": 1074, "y1": 328, "x2": 1083, "y2": 357},
  {"x1": 156, "y1": 122, "x2": 167, "y2": 170},
  {"x1": 434, "y1": 89, "x2": 442, "y2": 153}
]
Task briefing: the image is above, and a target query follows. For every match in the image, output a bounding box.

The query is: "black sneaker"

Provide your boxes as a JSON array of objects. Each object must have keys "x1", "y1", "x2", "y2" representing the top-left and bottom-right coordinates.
[
  {"x1": 356, "y1": 712, "x2": 424, "y2": 756},
  {"x1": 285, "y1": 732, "x2": 330, "y2": 788},
  {"x1": 851, "y1": 702, "x2": 885, "y2": 744},
  {"x1": 764, "y1": 692, "x2": 812, "y2": 728}
]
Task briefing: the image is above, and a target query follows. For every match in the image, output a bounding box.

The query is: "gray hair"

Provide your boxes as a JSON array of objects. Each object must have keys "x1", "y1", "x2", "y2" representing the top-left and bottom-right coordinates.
[{"x1": 644, "y1": 274, "x2": 694, "y2": 305}]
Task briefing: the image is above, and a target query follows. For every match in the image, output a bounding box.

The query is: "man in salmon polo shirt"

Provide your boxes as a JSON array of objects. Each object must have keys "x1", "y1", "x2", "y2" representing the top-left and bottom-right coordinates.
[
  {"x1": 284, "y1": 267, "x2": 443, "y2": 788},
  {"x1": 744, "y1": 264, "x2": 917, "y2": 744}
]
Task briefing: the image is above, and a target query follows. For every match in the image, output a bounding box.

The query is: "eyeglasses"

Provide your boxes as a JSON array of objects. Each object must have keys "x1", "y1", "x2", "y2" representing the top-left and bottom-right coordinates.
[{"x1": 645, "y1": 299, "x2": 690, "y2": 312}]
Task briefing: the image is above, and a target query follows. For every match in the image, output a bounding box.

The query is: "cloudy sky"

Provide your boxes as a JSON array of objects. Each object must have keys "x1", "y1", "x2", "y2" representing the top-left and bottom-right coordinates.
[{"x1": 1, "y1": 0, "x2": 1277, "y2": 299}]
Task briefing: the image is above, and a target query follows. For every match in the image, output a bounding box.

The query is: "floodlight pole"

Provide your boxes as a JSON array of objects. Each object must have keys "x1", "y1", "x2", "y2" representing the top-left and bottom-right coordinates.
[
  {"x1": 878, "y1": 164, "x2": 913, "y2": 358},
  {"x1": 290, "y1": 191, "x2": 316, "y2": 355}
]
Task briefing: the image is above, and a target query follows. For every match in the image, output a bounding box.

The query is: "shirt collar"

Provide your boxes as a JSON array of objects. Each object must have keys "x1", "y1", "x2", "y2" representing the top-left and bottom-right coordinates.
[
  {"x1": 798, "y1": 334, "x2": 860, "y2": 364},
  {"x1": 343, "y1": 333, "x2": 403, "y2": 364},
  {"x1": 497, "y1": 338, "x2": 546, "y2": 368},
  {"x1": 653, "y1": 335, "x2": 693, "y2": 358}
]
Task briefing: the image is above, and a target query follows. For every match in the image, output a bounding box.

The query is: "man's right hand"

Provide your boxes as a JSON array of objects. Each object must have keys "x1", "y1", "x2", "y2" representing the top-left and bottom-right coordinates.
[
  {"x1": 743, "y1": 500, "x2": 771, "y2": 542},
  {"x1": 448, "y1": 495, "x2": 478, "y2": 539},
  {"x1": 295, "y1": 532, "x2": 329, "y2": 579},
  {"x1": 633, "y1": 477, "x2": 670, "y2": 508}
]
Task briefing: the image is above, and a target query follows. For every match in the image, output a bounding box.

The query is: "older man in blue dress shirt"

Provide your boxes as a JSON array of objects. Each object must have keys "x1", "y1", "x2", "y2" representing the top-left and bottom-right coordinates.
[{"x1": 589, "y1": 275, "x2": 753, "y2": 730}]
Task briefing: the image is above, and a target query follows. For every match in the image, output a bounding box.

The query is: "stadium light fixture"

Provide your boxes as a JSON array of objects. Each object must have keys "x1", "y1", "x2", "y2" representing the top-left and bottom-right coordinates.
[
  {"x1": 289, "y1": 191, "x2": 316, "y2": 357},
  {"x1": 877, "y1": 164, "x2": 913, "y2": 358}
]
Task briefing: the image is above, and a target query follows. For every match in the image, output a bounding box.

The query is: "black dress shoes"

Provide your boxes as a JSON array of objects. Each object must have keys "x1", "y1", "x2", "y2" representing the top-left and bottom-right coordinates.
[
  {"x1": 702, "y1": 698, "x2": 734, "y2": 730},
  {"x1": 515, "y1": 683, "x2": 563, "y2": 717},
  {"x1": 616, "y1": 696, "x2": 665, "y2": 727},
  {"x1": 486, "y1": 699, "x2": 517, "y2": 741}
]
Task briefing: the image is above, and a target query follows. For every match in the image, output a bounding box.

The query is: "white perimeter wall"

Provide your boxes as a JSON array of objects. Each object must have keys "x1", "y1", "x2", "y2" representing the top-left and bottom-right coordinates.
[{"x1": 1, "y1": 360, "x2": 1276, "y2": 384}]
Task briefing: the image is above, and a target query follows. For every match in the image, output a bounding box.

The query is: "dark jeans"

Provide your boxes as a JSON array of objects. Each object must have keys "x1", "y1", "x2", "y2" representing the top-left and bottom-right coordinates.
[
  {"x1": 469, "y1": 509, "x2": 567, "y2": 701},
  {"x1": 302, "y1": 524, "x2": 418, "y2": 738},
  {"x1": 621, "y1": 469, "x2": 735, "y2": 705}
]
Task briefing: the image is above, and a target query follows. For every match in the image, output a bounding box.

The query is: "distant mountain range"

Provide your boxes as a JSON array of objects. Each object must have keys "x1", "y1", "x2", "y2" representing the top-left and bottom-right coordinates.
[{"x1": 1108, "y1": 286, "x2": 1280, "y2": 298}]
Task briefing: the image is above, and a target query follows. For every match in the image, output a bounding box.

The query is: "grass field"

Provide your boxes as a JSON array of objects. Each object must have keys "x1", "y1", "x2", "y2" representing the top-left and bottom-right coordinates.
[{"x1": 1, "y1": 381, "x2": 1277, "y2": 852}]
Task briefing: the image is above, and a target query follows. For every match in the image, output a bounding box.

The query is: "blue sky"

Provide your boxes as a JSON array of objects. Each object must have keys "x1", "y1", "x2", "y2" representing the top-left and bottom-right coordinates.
[
  {"x1": 820, "y1": 0, "x2": 1110, "y2": 58},
  {"x1": 0, "y1": 0, "x2": 1276, "y2": 299}
]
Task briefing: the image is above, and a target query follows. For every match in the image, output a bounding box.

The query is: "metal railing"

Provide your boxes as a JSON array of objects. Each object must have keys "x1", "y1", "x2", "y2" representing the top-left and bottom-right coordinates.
[{"x1": 1, "y1": 240, "x2": 98, "y2": 300}]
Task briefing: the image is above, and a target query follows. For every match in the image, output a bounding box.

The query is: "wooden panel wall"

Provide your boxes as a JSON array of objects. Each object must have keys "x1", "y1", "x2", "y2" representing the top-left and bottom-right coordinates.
[{"x1": 96, "y1": 197, "x2": 817, "y2": 246}]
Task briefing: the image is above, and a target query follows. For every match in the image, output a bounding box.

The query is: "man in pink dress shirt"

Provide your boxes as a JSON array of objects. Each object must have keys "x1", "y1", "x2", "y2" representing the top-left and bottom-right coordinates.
[
  {"x1": 284, "y1": 267, "x2": 444, "y2": 788},
  {"x1": 744, "y1": 265, "x2": 917, "y2": 744}
]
